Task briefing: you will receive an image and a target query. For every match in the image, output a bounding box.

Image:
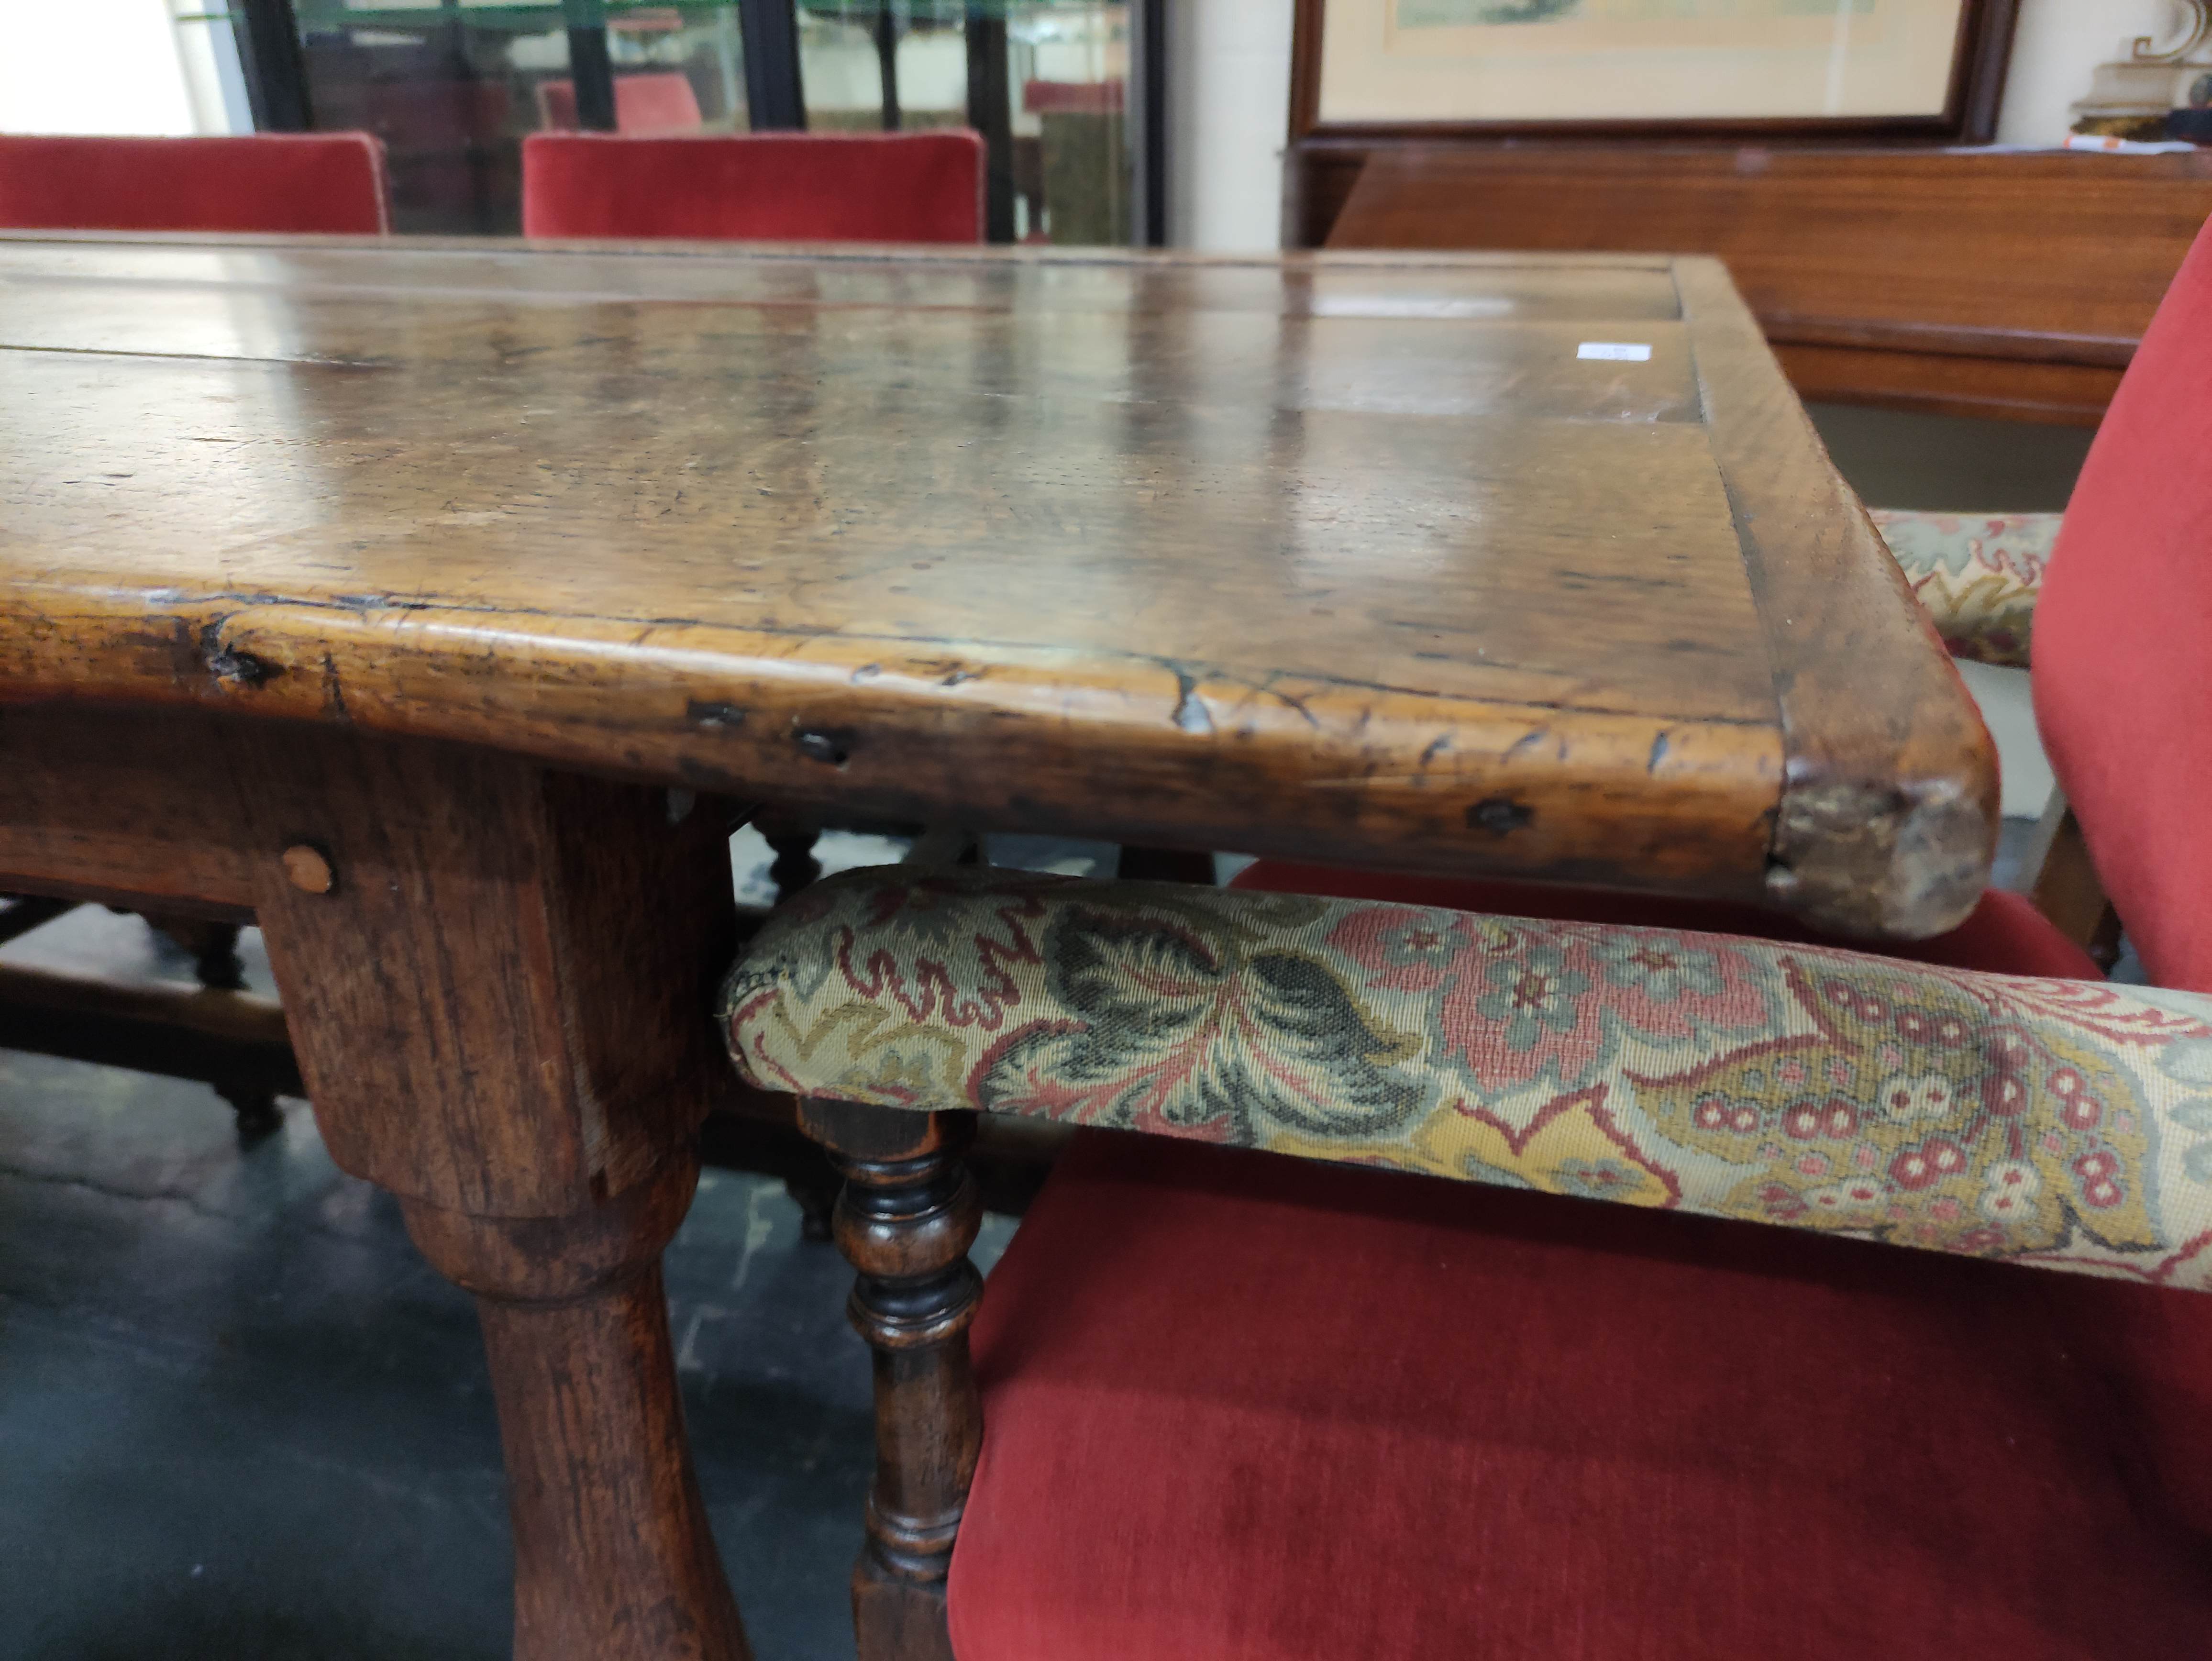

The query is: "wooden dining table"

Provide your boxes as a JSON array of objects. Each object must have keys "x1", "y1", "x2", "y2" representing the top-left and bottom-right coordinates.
[{"x1": 0, "y1": 231, "x2": 1995, "y2": 1659}]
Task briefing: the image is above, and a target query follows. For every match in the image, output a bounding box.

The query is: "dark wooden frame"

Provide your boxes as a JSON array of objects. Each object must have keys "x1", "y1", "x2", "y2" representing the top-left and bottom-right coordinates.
[
  {"x1": 1291, "y1": 0, "x2": 2021, "y2": 148},
  {"x1": 1287, "y1": 0, "x2": 2021, "y2": 244},
  {"x1": 798, "y1": 1098, "x2": 982, "y2": 1661}
]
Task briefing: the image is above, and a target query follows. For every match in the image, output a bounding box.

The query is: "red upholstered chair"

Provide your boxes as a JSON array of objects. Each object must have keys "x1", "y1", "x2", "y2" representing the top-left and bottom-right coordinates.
[
  {"x1": 0, "y1": 133, "x2": 389, "y2": 235},
  {"x1": 532, "y1": 72, "x2": 703, "y2": 135},
  {"x1": 519, "y1": 130, "x2": 985, "y2": 243},
  {"x1": 720, "y1": 223, "x2": 2212, "y2": 1660}
]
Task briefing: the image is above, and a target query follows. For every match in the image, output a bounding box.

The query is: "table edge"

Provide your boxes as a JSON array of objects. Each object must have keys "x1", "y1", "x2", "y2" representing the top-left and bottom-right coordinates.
[{"x1": 1675, "y1": 255, "x2": 2000, "y2": 941}]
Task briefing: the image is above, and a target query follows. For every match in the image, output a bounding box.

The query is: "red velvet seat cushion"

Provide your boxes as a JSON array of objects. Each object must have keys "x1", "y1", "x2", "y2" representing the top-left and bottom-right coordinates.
[
  {"x1": 519, "y1": 131, "x2": 984, "y2": 242},
  {"x1": 0, "y1": 133, "x2": 389, "y2": 235},
  {"x1": 949, "y1": 1132, "x2": 2212, "y2": 1661},
  {"x1": 1228, "y1": 860, "x2": 2104, "y2": 981}
]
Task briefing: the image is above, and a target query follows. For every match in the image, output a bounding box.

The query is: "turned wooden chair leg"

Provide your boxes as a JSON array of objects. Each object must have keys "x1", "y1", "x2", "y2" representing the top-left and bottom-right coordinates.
[
  {"x1": 144, "y1": 912, "x2": 247, "y2": 990},
  {"x1": 214, "y1": 1077, "x2": 284, "y2": 1141},
  {"x1": 799, "y1": 1099, "x2": 983, "y2": 1661},
  {"x1": 755, "y1": 809, "x2": 824, "y2": 903},
  {"x1": 138, "y1": 912, "x2": 277, "y2": 1136},
  {"x1": 785, "y1": 1159, "x2": 842, "y2": 1242}
]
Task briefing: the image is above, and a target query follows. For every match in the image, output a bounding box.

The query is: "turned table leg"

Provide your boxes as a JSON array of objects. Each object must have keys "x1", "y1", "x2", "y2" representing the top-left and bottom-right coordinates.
[
  {"x1": 406, "y1": 1158, "x2": 740, "y2": 1657},
  {"x1": 227, "y1": 726, "x2": 750, "y2": 1661},
  {"x1": 800, "y1": 1099, "x2": 982, "y2": 1661}
]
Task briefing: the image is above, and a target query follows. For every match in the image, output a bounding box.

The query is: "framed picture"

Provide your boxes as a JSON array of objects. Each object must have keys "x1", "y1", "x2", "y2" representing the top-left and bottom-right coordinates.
[{"x1": 1291, "y1": 0, "x2": 2021, "y2": 144}]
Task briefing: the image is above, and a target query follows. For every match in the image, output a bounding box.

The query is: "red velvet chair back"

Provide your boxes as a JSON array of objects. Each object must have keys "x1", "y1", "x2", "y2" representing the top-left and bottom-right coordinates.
[
  {"x1": 533, "y1": 73, "x2": 703, "y2": 135},
  {"x1": 2035, "y1": 218, "x2": 2212, "y2": 993},
  {"x1": 0, "y1": 133, "x2": 389, "y2": 235},
  {"x1": 520, "y1": 131, "x2": 985, "y2": 243}
]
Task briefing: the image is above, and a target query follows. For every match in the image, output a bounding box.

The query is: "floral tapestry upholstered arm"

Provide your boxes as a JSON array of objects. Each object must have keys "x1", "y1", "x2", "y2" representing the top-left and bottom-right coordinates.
[
  {"x1": 723, "y1": 867, "x2": 2212, "y2": 1290},
  {"x1": 1869, "y1": 509, "x2": 2060, "y2": 669}
]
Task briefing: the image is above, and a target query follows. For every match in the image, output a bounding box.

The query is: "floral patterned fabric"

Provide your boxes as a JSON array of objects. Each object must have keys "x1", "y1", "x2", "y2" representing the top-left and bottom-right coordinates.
[
  {"x1": 1871, "y1": 509, "x2": 2057, "y2": 669},
  {"x1": 723, "y1": 867, "x2": 2212, "y2": 1290}
]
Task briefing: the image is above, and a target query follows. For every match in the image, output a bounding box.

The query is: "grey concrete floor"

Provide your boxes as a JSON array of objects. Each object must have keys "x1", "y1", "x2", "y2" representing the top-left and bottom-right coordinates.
[{"x1": 0, "y1": 889, "x2": 1014, "y2": 1661}]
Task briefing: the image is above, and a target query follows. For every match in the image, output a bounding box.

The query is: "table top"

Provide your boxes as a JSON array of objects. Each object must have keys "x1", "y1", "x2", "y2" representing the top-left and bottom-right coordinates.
[{"x1": 0, "y1": 233, "x2": 1993, "y2": 938}]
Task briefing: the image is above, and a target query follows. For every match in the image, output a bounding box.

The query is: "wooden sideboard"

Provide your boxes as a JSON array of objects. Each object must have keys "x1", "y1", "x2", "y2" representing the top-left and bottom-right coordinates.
[{"x1": 1315, "y1": 145, "x2": 2212, "y2": 424}]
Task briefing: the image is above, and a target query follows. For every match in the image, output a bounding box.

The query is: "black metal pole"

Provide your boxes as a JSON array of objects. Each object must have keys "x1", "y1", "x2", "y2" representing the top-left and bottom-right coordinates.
[
  {"x1": 236, "y1": 0, "x2": 312, "y2": 132},
  {"x1": 564, "y1": 0, "x2": 617, "y2": 131},
  {"x1": 964, "y1": 1, "x2": 1013, "y2": 242},
  {"x1": 875, "y1": 2, "x2": 901, "y2": 132},
  {"x1": 1129, "y1": 0, "x2": 1167, "y2": 246},
  {"x1": 740, "y1": 0, "x2": 807, "y2": 130}
]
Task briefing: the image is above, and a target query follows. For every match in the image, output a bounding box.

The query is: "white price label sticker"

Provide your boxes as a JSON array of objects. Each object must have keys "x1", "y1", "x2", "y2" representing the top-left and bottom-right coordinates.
[{"x1": 1576, "y1": 342, "x2": 1652, "y2": 362}]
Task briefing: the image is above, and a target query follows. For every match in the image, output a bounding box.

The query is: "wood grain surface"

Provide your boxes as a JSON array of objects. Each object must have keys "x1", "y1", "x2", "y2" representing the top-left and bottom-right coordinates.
[
  {"x1": 0, "y1": 705, "x2": 261, "y2": 918},
  {"x1": 0, "y1": 233, "x2": 1993, "y2": 935},
  {"x1": 1673, "y1": 261, "x2": 1996, "y2": 937}
]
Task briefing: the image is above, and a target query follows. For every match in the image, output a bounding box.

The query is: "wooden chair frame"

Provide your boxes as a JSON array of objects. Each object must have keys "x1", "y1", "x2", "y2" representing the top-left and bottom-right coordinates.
[{"x1": 800, "y1": 1097, "x2": 981, "y2": 1661}]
